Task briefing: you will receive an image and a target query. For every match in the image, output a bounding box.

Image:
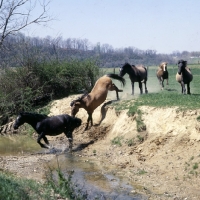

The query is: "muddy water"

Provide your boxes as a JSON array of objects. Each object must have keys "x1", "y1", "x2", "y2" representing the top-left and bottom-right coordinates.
[
  {"x1": 0, "y1": 135, "x2": 41, "y2": 155},
  {"x1": 0, "y1": 135, "x2": 147, "y2": 199},
  {"x1": 48, "y1": 154, "x2": 147, "y2": 199}
]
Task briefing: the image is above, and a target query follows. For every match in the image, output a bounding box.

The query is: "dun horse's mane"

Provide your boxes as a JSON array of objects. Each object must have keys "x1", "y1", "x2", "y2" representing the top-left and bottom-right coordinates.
[{"x1": 70, "y1": 93, "x2": 89, "y2": 107}]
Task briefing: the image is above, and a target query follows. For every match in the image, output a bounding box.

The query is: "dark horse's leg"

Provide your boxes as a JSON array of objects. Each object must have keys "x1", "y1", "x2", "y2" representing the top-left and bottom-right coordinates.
[
  {"x1": 181, "y1": 81, "x2": 186, "y2": 94},
  {"x1": 144, "y1": 80, "x2": 148, "y2": 93},
  {"x1": 131, "y1": 82, "x2": 134, "y2": 95},
  {"x1": 187, "y1": 83, "x2": 191, "y2": 94},
  {"x1": 65, "y1": 131, "x2": 73, "y2": 152},
  {"x1": 37, "y1": 132, "x2": 49, "y2": 148},
  {"x1": 138, "y1": 81, "x2": 143, "y2": 94}
]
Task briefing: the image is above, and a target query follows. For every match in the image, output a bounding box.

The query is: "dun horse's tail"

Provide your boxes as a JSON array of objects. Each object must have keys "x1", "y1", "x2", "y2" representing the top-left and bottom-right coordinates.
[{"x1": 106, "y1": 74, "x2": 126, "y2": 86}]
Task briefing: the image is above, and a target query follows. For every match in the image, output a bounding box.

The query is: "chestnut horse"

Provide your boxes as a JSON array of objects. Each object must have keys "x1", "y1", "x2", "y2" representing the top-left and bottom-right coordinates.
[
  {"x1": 156, "y1": 62, "x2": 169, "y2": 90},
  {"x1": 119, "y1": 62, "x2": 148, "y2": 95},
  {"x1": 70, "y1": 74, "x2": 125, "y2": 130},
  {"x1": 176, "y1": 60, "x2": 193, "y2": 94}
]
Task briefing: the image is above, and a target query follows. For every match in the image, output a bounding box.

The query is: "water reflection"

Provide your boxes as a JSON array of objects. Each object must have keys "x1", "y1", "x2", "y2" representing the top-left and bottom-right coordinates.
[
  {"x1": 48, "y1": 154, "x2": 147, "y2": 200},
  {"x1": 0, "y1": 135, "x2": 41, "y2": 155}
]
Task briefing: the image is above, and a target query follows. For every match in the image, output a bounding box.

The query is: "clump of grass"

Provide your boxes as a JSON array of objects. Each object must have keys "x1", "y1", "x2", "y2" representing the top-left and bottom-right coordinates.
[
  {"x1": 137, "y1": 169, "x2": 147, "y2": 175},
  {"x1": 111, "y1": 136, "x2": 123, "y2": 146},
  {"x1": 193, "y1": 163, "x2": 198, "y2": 170},
  {"x1": 126, "y1": 139, "x2": 135, "y2": 147},
  {"x1": 45, "y1": 156, "x2": 88, "y2": 200},
  {"x1": 46, "y1": 168, "x2": 87, "y2": 200},
  {"x1": 197, "y1": 116, "x2": 200, "y2": 121},
  {"x1": 137, "y1": 135, "x2": 144, "y2": 143}
]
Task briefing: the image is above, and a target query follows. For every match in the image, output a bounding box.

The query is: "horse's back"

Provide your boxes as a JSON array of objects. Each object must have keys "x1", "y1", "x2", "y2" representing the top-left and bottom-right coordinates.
[
  {"x1": 37, "y1": 114, "x2": 71, "y2": 135},
  {"x1": 131, "y1": 65, "x2": 147, "y2": 81}
]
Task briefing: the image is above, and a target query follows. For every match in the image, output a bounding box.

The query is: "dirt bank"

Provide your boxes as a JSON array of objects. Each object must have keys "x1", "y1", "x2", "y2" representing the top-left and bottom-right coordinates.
[{"x1": 1, "y1": 95, "x2": 200, "y2": 199}]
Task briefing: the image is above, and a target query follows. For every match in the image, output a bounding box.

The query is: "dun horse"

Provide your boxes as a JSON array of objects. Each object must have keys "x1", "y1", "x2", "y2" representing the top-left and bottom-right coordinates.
[
  {"x1": 176, "y1": 60, "x2": 193, "y2": 94},
  {"x1": 119, "y1": 62, "x2": 148, "y2": 95},
  {"x1": 70, "y1": 74, "x2": 125, "y2": 130},
  {"x1": 13, "y1": 112, "x2": 82, "y2": 151},
  {"x1": 156, "y1": 62, "x2": 169, "y2": 90}
]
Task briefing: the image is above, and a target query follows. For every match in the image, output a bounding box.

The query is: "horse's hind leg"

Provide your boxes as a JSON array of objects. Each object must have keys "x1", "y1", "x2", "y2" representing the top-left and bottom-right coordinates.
[
  {"x1": 144, "y1": 82, "x2": 148, "y2": 93},
  {"x1": 110, "y1": 83, "x2": 123, "y2": 100},
  {"x1": 138, "y1": 82, "x2": 143, "y2": 94}
]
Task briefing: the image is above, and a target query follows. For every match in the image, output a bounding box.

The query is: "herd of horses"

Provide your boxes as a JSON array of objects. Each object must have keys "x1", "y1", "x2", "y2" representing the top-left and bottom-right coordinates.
[{"x1": 13, "y1": 59, "x2": 193, "y2": 152}]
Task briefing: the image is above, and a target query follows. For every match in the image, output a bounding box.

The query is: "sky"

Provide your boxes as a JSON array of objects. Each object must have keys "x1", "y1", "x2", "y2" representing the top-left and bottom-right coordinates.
[{"x1": 23, "y1": 0, "x2": 200, "y2": 54}]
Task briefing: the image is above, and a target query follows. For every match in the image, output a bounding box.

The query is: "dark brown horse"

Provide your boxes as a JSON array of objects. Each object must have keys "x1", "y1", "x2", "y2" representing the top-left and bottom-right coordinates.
[
  {"x1": 70, "y1": 74, "x2": 125, "y2": 130},
  {"x1": 156, "y1": 62, "x2": 169, "y2": 90},
  {"x1": 119, "y1": 62, "x2": 148, "y2": 95},
  {"x1": 176, "y1": 60, "x2": 193, "y2": 94}
]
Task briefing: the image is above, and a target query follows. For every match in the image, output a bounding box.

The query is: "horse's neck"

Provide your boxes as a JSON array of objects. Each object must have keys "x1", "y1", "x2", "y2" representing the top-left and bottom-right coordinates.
[{"x1": 25, "y1": 115, "x2": 41, "y2": 129}]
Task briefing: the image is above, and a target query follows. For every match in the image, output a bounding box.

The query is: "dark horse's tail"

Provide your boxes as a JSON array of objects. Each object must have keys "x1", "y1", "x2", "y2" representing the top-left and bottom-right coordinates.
[{"x1": 105, "y1": 74, "x2": 126, "y2": 86}]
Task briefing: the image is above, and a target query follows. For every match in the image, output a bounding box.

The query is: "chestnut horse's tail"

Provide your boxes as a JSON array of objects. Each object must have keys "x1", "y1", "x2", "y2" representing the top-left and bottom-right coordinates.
[{"x1": 105, "y1": 73, "x2": 126, "y2": 86}]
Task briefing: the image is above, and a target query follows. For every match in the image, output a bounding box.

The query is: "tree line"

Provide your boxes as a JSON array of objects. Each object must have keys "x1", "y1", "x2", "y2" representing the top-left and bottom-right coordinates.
[{"x1": 1, "y1": 33, "x2": 200, "y2": 70}]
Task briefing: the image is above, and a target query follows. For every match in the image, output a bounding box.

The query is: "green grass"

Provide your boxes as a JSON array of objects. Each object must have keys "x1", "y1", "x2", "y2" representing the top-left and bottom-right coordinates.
[
  {"x1": 111, "y1": 136, "x2": 123, "y2": 146},
  {"x1": 0, "y1": 171, "x2": 52, "y2": 200},
  {"x1": 111, "y1": 64, "x2": 200, "y2": 114},
  {"x1": 0, "y1": 168, "x2": 87, "y2": 200}
]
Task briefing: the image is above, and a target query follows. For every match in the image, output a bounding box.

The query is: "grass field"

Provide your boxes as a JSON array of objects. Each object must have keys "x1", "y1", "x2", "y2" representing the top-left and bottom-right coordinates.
[{"x1": 102, "y1": 64, "x2": 200, "y2": 111}]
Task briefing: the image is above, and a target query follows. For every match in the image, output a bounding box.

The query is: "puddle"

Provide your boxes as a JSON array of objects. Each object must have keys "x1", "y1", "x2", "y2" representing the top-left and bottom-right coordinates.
[
  {"x1": 0, "y1": 135, "x2": 41, "y2": 155},
  {"x1": 48, "y1": 154, "x2": 148, "y2": 200}
]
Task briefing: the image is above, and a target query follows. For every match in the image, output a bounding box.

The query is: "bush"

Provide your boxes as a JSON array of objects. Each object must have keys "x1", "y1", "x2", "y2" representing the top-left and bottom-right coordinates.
[{"x1": 0, "y1": 59, "x2": 100, "y2": 120}]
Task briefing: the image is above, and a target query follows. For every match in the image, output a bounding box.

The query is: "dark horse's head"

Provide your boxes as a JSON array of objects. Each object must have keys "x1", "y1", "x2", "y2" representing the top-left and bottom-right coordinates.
[
  {"x1": 177, "y1": 60, "x2": 187, "y2": 75},
  {"x1": 71, "y1": 117, "x2": 82, "y2": 129},
  {"x1": 13, "y1": 112, "x2": 48, "y2": 130},
  {"x1": 119, "y1": 63, "x2": 132, "y2": 77}
]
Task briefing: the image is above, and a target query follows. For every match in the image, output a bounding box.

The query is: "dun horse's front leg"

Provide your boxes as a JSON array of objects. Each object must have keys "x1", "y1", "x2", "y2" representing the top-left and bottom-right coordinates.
[{"x1": 85, "y1": 113, "x2": 93, "y2": 130}]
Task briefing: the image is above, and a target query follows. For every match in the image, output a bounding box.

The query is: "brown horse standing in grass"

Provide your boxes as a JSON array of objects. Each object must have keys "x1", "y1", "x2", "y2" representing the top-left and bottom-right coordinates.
[
  {"x1": 70, "y1": 74, "x2": 125, "y2": 130},
  {"x1": 156, "y1": 62, "x2": 169, "y2": 90},
  {"x1": 176, "y1": 60, "x2": 193, "y2": 94},
  {"x1": 119, "y1": 62, "x2": 148, "y2": 95}
]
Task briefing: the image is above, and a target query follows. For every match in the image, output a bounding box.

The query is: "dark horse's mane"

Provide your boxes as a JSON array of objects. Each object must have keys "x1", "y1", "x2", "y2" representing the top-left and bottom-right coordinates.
[
  {"x1": 20, "y1": 112, "x2": 48, "y2": 120},
  {"x1": 70, "y1": 93, "x2": 89, "y2": 107}
]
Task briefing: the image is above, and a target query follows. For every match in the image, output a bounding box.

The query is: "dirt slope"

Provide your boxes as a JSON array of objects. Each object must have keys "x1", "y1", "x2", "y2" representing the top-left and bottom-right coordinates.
[
  {"x1": 1, "y1": 95, "x2": 200, "y2": 199},
  {"x1": 49, "y1": 95, "x2": 200, "y2": 199}
]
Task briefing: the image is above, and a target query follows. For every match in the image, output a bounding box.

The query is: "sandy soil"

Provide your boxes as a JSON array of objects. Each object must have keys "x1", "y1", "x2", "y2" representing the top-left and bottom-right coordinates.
[{"x1": 1, "y1": 95, "x2": 200, "y2": 199}]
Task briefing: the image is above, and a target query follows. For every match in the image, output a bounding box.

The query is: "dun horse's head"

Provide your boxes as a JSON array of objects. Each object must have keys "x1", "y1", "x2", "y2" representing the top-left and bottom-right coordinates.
[
  {"x1": 177, "y1": 60, "x2": 187, "y2": 75},
  {"x1": 70, "y1": 100, "x2": 80, "y2": 117},
  {"x1": 70, "y1": 93, "x2": 88, "y2": 117}
]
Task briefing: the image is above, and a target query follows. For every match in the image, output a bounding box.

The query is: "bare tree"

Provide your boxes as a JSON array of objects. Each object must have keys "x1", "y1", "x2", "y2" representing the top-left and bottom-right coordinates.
[{"x1": 0, "y1": 0, "x2": 52, "y2": 47}]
